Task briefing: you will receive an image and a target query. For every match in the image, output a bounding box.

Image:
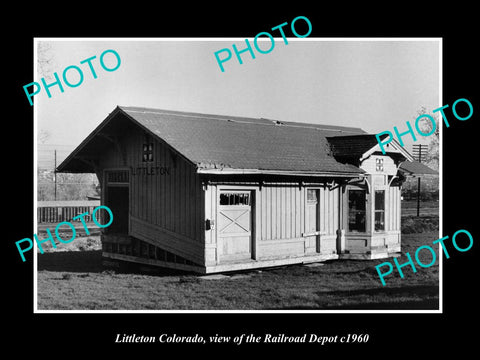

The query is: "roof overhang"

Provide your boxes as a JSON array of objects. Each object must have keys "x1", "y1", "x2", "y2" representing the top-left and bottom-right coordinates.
[
  {"x1": 56, "y1": 107, "x2": 125, "y2": 173},
  {"x1": 360, "y1": 138, "x2": 414, "y2": 162},
  {"x1": 398, "y1": 161, "x2": 438, "y2": 176},
  {"x1": 197, "y1": 168, "x2": 364, "y2": 177},
  {"x1": 57, "y1": 106, "x2": 199, "y2": 173}
]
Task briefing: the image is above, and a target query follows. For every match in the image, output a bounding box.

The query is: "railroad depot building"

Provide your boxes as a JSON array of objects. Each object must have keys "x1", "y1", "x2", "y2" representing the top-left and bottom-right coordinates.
[{"x1": 57, "y1": 106, "x2": 424, "y2": 273}]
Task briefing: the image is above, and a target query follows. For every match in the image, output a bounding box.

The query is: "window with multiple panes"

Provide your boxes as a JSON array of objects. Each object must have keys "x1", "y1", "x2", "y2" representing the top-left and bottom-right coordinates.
[
  {"x1": 142, "y1": 143, "x2": 154, "y2": 162},
  {"x1": 348, "y1": 189, "x2": 366, "y2": 232},
  {"x1": 374, "y1": 190, "x2": 385, "y2": 231},
  {"x1": 376, "y1": 158, "x2": 384, "y2": 172},
  {"x1": 219, "y1": 192, "x2": 250, "y2": 206}
]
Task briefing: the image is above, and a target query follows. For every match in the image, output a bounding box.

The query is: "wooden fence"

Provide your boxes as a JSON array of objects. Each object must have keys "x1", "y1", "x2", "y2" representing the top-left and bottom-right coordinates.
[{"x1": 37, "y1": 200, "x2": 100, "y2": 223}]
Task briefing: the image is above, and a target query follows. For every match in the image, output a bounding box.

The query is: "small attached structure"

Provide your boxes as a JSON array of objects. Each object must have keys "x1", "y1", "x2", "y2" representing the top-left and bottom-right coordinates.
[{"x1": 57, "y1": 106, "x2": 416, "y2": 273}]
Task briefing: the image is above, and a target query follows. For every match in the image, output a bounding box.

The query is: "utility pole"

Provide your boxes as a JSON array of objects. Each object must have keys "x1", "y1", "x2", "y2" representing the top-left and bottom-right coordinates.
[
  {"x1": 412, "y1": 144, "x2": 428, "y2": 217},
  {"x1": 416, "y1": 177, "x2": 421, "y2": 217},
  {"x1": 54, "y1": 149, "x2": 57, "y2": 201}
]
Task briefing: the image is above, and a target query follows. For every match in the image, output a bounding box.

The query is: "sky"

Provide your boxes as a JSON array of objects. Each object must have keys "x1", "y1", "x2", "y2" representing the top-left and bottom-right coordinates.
[{"x1": 35, "y1": 38, "x2": 441, "y2": 164}]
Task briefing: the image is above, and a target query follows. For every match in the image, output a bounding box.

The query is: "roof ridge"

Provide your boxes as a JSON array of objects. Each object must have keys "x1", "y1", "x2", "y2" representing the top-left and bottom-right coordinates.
[{"x1": 118, "y1": 105, "x2": 365, "y2": 133}]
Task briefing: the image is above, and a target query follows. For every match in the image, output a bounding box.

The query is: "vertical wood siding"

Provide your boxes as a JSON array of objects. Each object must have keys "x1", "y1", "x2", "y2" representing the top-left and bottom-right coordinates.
[
  {"x1": 99, "y1": 125, "x2": 204, "y2": 264},
  {"x1": 130, "y1": 135, "x2": 202, "y2": 241},
  {"x1": 258, "y1": 184, "x2": 339, "y2": 241},
  {"x1": 204, "y1": 184, "x2": 217, "y2": 245},
  {"x1": 387, "y1": 185, "x2": 401, "y2": 231},
  {"x1": 205, "y1": 183, "x2": 341, "y2": 264}
]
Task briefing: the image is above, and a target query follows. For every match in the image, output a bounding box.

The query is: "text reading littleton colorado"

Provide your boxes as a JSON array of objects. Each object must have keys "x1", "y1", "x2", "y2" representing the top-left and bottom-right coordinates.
[{"x1": 115, "y1": 333, "x2": 369, "y2": 345}]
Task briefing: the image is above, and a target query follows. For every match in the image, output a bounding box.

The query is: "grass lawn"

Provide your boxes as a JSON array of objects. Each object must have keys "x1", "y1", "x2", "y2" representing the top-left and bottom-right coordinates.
[
  {"x1": 401, "y1": 200, "x2": 439, "y2": 216},
  {"x1": 36, "y1": 231, "x2": 440, "y2": 311}
]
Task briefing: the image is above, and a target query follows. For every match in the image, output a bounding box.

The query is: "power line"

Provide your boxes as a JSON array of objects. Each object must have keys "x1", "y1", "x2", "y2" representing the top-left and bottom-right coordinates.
[{"x1": 412, "y1": 144, "x2": 428, "y2": 163}]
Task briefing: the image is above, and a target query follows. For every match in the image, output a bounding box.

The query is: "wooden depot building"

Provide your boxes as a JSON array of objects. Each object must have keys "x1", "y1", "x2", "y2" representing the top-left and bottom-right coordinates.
[{"x1": 57, "y1": 106, "x2": 421, "y2": 273}]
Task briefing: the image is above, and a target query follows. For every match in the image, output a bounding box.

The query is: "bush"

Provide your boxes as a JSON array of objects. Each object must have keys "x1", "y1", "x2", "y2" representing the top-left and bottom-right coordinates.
[
  {"x1": 401, "y1": 175, "x2": 439, "y2": 201},
  {"x1": 401, "y1": 216, "x2": 439, "y2": 234}
]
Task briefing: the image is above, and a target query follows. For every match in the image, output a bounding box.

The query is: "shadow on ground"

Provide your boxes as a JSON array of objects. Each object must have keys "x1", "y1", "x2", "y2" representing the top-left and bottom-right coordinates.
[
  {"x1": 37, "y1": 250, "x2": 191, "y2": 276},
  {"x1": 38, "y1": 251, "x2": 105, "y2": 273},
  {"x1": 278, "y1": 284, "x2": 439, "y2": 310}
]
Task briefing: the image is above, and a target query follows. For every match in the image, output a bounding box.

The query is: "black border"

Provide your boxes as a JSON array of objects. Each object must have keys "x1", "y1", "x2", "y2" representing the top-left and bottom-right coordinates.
[{"x1": 7, "y1": 5, "x2": 479, "y2": 355}]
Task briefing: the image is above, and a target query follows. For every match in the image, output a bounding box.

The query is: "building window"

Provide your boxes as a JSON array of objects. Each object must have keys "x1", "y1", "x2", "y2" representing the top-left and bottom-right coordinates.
[
  {"x1": 142, "y1": 143, "x2": 153, "y2": 162},
  {"x1": 307, "y1": 189, "x2": 318, "y2": 203},
  {"x1": 106, "y1": 170, "x2": 129, "y2": 184},
  {"x1": 376, "y1": 158, "x2": 384, "y2": 172},
  {"x1": 375, "y1": 190, "x2": 385, "y2": 231},
  {"x1": 220, "y1": 192, "x2": 250, "y2": 206},
  {"x1": 348, "y1": 189, "x2": 366, "y2": 232}
]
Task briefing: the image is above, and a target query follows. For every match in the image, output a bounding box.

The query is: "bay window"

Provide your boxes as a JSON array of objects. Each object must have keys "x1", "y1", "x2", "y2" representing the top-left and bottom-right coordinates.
[
  {"x1": 348, "y1": 189, "x2": 366, "y2": 232},
  {"x1": 374, "y1": 190, "x2": 385, "y2": 231}
]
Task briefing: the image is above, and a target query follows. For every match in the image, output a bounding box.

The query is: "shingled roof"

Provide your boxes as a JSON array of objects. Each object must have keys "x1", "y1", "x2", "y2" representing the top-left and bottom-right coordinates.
[
  {"x1": 58, "y1": 106, "x2": 371, "y2": 176},
  {"x1": 399, "y1": 160, "x2": 438, "y2": 175},
  {"x1": 327, "y1": 134, "x2": 390, "y2": 160}
]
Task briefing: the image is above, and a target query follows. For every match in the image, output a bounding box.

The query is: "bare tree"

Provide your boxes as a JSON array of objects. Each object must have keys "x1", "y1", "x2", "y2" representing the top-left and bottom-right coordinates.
[
  {"x1": 38, "y1": 129, "x2": 50, "y2": 144},
  {"x1": 37, "y1": 41, "x2": 54, "y2": 80},
  {"x1": 424, "y1": 122, "x2": 439, "y2": 170},
  {"x1": 414, "y1": 106, "x2": 439, "y2": 170}
]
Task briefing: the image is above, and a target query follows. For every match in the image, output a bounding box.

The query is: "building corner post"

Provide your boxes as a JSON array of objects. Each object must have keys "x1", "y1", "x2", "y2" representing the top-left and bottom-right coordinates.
[{"x1": 336, "y1": 229, "x2": 345, "y2": 254}]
